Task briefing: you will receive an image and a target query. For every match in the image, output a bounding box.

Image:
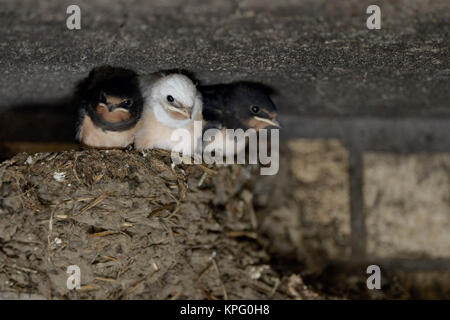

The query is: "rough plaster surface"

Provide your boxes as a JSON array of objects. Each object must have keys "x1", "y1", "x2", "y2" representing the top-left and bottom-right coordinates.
[
  {"x1": 0, "y1": 0, "x2": 449, "y2": 116},
  {"x1": 364, "y1": 153, "x2": 450, "y2": 258}
]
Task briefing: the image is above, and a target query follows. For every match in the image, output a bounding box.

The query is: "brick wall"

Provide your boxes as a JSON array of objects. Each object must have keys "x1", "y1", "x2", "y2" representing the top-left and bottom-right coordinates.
[{"x1": 256, "y1": 116, "x2": 450, "y2": 298}]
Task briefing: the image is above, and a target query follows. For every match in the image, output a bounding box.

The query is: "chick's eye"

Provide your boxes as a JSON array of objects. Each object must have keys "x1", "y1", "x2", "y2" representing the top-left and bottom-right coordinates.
[
  {"x1": 251, "y1": 105, "x2": 260, "y2": 114},
  {"x1": 167, "y1": 95, "x2": 174, "y2": 103},
  {"x1": 99, "y1": 91, "x2": 107, "y2": 103},
  {"x1": 123, "y1": 99, "x2": 132, "y2": 107}
]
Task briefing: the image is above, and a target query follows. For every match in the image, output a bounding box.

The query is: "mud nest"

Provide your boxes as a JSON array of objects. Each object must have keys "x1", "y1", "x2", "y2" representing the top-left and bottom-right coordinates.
[{"x1": 0, "y1": 149, "x2": 320, "y2": 299}]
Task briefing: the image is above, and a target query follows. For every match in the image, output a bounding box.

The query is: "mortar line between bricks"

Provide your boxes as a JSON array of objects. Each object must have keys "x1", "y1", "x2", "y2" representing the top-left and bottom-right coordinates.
[
  {"x1": 349, "y1": 148, "x2": 366, "y2": 258},
  {"x1": 280, "y1": 116, "x2": 450, "y2": 263}
]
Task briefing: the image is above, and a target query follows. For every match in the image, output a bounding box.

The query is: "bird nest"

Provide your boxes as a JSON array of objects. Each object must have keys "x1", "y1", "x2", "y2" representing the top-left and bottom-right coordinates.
[{"x1": 0, "y1": 149, "x2": 320, "y2": 299}]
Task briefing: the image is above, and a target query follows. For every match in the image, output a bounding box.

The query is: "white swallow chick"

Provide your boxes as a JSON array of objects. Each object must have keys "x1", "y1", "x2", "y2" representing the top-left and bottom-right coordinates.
[{"x1": 134, "y1": 74, "x2": 203, "y2": 157}]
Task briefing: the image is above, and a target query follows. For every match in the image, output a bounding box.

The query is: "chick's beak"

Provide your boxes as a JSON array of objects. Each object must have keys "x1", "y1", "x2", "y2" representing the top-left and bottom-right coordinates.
[
  {"x1": 253, "y1": 116, "x2": 281, "y2": 128},
  {"x1": 96, "y1": 102, "x2": 113, "y2": 112},
  {"x1": 99, "y1": 104, "x2": 125, "y2": 113},
  {"x1": 98, "y1": 102, "x2": 108, "y2": 109},
  {"x1": 167, "y1": 104, "x2": 192, "y2": 119},
  {"x1": 110, "y1": 104, "x2": 130, "y2": 113}
]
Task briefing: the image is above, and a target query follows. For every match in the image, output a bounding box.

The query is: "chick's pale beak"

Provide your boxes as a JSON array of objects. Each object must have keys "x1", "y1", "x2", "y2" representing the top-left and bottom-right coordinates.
[
  {"x1": 253, "y1": 116, "x2": 281, "y2": 128},
  {"x1": 167, "y1": 104, "x2": 191, "y2": 118},
  {"x1": 100, "y1": 103, "x2": 129, "y2": 113},
  {"x1": 99, "y1": 103, "x2": 115, "y2": 113},
  {"x1": 110, "y1": 105, "x2": 130, "y2": 113}
]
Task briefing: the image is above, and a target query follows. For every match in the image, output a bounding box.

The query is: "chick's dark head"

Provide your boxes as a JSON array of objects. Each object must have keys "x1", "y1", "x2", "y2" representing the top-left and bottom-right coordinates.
[
  {"x1": 79, "y1": 66, "x2": 143, "y2": 131},
  {"x1": 226, "y1": 83, "x2": 280, "y2": 130}
]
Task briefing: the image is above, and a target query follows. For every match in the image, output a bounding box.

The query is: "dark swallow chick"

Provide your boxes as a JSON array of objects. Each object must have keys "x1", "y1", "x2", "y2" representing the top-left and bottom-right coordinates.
[
  {"x1": 75, "y1": 65, "x2": 143, "y2": 148},
  {"x1": 199, "y1": 82, "x2": 280, "y2": 157}
]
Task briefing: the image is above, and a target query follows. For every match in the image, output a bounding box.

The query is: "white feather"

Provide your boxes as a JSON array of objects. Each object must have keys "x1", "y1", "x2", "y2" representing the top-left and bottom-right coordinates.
[{"x1": 145, "y1": 74, "x2": 201, "y2": 128}]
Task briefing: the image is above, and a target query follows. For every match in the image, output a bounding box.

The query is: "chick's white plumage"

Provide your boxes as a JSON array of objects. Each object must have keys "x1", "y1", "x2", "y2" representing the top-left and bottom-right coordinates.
[{"x1": 134, "y1": 74, "x2": 203, "y2": 155}]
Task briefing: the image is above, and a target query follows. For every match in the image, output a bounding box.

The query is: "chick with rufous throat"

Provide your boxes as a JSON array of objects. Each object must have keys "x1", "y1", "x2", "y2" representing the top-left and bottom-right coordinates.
[
  {"x1": 75, "y1": 66, "x2": 143, "y2": 148},
  {"x1": 134, "y1": 73, "x2": 203, "y2": 157}
]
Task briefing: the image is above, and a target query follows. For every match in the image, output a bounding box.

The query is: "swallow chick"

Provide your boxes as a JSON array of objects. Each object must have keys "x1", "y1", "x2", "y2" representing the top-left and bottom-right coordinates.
[
  {"x1": 75, "y1": 66, "x2": 143, "y2": 148},
  {"x1": 134, "y1": 73, "x2": 203, "y2": 156},
  {"x1": 199, "y1": 82, "x2": 280, "y2": 157}
]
